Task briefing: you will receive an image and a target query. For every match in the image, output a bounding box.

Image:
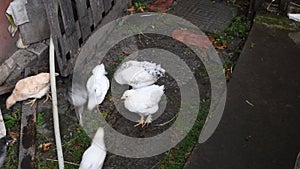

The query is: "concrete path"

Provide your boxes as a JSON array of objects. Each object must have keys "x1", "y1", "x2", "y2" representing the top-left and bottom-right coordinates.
[
  {"x1": 184, "y1": 20, "x2": 300, "y2": 168},
  {"x1": 170, "y1": 0, "x2": 237, "y2": 32}
]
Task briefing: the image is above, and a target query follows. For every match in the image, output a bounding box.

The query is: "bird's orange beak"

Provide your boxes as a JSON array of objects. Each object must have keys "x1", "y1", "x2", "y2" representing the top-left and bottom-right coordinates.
[{"x1": 120, "y1": 96, "x2": 126, "y2": 101}]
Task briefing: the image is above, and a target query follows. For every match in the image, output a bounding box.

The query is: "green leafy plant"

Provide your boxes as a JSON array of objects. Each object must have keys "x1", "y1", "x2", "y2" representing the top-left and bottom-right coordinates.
[
  {"x1": 159, "y1": 101, "x2": 210, "y2": 169},
  {"x1": 3, "y1": 110, "x2": 21, "y2": 131},
  {"x1": 212, "y1": 32, "x2": 229, "y2": 46},
  {"x1": 134, "y1": 2, "x2": 147, "y2": 8},
  {"x1": 225, "y1": 16, "x2": 250, "y2": 39},
  {"x1": 37, "y1": 112, "x2": 44, "y2": 127}
]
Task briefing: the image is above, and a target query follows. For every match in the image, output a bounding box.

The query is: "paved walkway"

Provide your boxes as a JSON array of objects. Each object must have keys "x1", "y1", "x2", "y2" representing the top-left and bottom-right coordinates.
[
  {"x1": 170, "y1": 0, "x2": 237, "y2": 32},
  {"x1": 183, "y1": 16, "x2": 300, "y2": 169}
]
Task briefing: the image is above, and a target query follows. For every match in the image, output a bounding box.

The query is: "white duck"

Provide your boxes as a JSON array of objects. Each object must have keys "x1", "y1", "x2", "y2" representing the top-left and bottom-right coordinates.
[
  {"x1": 121, "y1": 85, "x2": 164, "y2": 127},
  {"x1": 79, "y1": 127, "x2": 106, "y2": 169},
  {"x1": 86, "y1": 64, "x2": 110, "y2": 111},
  {"x1": 114, "y1": 61, "x2": 165, "y2": 89}
]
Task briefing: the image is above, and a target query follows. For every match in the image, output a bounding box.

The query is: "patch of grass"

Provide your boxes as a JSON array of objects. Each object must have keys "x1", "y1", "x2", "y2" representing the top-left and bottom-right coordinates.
[
  {"x1": 34, "y1": 125, "x2": 91, "y2": 169},
  {"x1": 212, "y1": 15, "x2": 250, "y2": 47},
  {"x1": 3, "y1": 144, "x2": 19, "y2": 169},
  {"x1": 225, "y1": 16, "x2": 250, "y2": 39},
  {"x1": 159, "y1": 101, "x2": 210, "y2": 169},
  {"x1": 134, "y1": 1, "x2": 147, "y2": 9},
  {"x1": 2, "y1": 109, "x2": 21, "y2": 168},
  {"x1": 37, "y1": 112, "x2": 44, "y2": 127},
  {"x1": 3, "y1": 109, "x2": 21, "y2": 131},
  {"x1": 62, "y1": 126, "x2": 91, "y2": 167},
  {"x1": 254, "y1": 12, "x2": 300, "y2": 31}
]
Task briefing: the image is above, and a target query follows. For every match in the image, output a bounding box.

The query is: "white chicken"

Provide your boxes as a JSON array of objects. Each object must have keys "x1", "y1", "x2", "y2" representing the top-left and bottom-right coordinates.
[
  {"x1": 6, "y1": 73, "x2": 55, "y2": 109},
  {"x1": 79, "y1": 127, "x2": 106, "y2": 169},
  {"x1": 86, "y1": 64, "x2": 110, "y2": 110},
  {"x1": 114, "y1": 61, "x2": 165, "y2": 89},
  {"x1": 68, "y1": 82, "x2": 88, "y2": 125},
  {"x1": 121, "y1": 85, "x2": 164, "y2": 127}
]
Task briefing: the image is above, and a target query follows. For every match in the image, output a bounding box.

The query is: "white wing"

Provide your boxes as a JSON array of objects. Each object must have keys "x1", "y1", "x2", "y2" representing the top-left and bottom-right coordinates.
[
  {"x1": 124, "y1": 85, "x2": 164, "y2": 115},
  {"x1": 79, "y1": 144, "x2": 106, "y2": 169},
  {"x1": 86, "y1": 75, "x2": 110, "y2": 110},
  {"x1": 114, "y1": 61, "x2": 165, "y2": 88}
]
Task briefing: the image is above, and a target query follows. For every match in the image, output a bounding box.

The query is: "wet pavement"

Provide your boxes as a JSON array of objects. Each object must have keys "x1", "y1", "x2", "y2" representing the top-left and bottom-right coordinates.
[
  {"x1": 184, "y1": 18, "x2": 300, "y2": 169},
  {"x1": 170, "y1": 0, "x2": 237, "y2": 32}
]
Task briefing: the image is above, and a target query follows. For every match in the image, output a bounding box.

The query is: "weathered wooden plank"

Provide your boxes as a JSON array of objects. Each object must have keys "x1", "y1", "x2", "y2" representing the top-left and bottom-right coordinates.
[
  {"x1": 89, "y1": 0, "x2": 105, "y2": 26},
  {"x1": 43, "y1": 0, "x2": 68, "y2": 76},
  {"x1": 103, "y1": 0, "x2": 114, "y2": 13},
  {"x1": 75, "y1": 0, "x2": 91, "y2": 42},
  {"x1": 58, "y1": 0, "x2": 79, "y2": 56},
  {"x1": 57, "y1": 0, "x2": 76, "y2": 36},
  {"x1": 19, "y1": 0, "x2": 50, "y2": 45},
  {"x1": 0, "y1": 84, "x2": 14, "y2": 95},
  {"x1": 87, "y1": 7, "x2": 94, "y2": 28},
  {"x1": 18, "y1": 67, "x2": 38, "y2": 169}
]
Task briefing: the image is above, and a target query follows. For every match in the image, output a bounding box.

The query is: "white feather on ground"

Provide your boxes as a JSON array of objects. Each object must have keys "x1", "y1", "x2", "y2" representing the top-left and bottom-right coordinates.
[
  {"x1": 86, "y1": 64, "x2": 110, "y2": 110},
  {"x1": 79, "y1": 127, "x2": 106, "y2": 169},
  {"x1": 121, "y1": 85, "x2": 164, "y2": 127},
  {"x1": 114, "y1": 61, "x2": 165, "y2": 89}
]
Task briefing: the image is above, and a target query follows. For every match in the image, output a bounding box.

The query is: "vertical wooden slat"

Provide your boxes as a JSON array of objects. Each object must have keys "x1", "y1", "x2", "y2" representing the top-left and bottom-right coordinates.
[
  {"x1": 103, "y1": 0, "x2": 114, "y2": 13},
  {"x1": 89, "y1": 0, "x2": 105, "y2": 26},
  {"x1": 42, "y1": 0, "x2": 124, "y2": 77},
  {"x1": 87, "y1": 7, "x2": 94, "y2": 28},
  {"x1": 58, "y1": 0, "x2": 79, "y2": 56},
  {"x1": 57, "y1": 0, "x2": 76, "y2": 36},
  {"x1": 43, "y1": 0, "x2": 68, "y2": 76},
  {"x1": 75, "y1": 0, "x2": 92, "y2": 42}
]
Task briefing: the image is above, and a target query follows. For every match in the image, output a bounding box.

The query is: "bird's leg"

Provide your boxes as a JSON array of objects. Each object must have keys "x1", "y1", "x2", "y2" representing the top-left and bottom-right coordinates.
[
  {"x1": 25, "y1": 98, "x2": 37, "y2": 106},
  {"x1": 96, "y1": 104, "x2": 102, "y2": 111},
  {"x1": 144, "y1": 115, "x2": 152, "y2": 127},
  {"x1": 43, "y1": 92, "x2": 52, "y2": 103},
  {"x1": 134, "y1": 115, "x2": 145, "y2": 127},
  {"x1": 79, "y1": 112, "x2": 83, "y2": 126}
]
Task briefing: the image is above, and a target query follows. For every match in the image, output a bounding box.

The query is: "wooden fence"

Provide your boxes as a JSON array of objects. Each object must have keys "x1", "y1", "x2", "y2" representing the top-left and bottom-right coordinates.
[{"x1": 43, "y1": 0, "x2": 117, "y2": 77}]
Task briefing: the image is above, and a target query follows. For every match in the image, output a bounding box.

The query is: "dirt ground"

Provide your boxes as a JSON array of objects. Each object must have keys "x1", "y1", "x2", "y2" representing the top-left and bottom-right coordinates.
[
  {"x1": 0, "y1": 0, "x2": 252, "y2": 168},
  {"x1": 1, "y1": 33, "x2": 211, "y2": 169}
]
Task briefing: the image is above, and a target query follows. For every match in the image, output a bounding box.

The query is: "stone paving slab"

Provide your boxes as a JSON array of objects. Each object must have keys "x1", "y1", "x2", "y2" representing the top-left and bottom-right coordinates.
[
  {"x1": 170, "y1": 0, "x2": 237, "y2": 32},
  {"x1": 183, "y1": 21, "x2": 300, "y2": 169}
]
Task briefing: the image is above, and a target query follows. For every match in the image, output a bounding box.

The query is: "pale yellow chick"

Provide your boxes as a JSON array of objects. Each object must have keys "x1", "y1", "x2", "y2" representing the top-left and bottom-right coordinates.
[{"x1": 6, "y1": 73, "x2": 52, "y2": 109}]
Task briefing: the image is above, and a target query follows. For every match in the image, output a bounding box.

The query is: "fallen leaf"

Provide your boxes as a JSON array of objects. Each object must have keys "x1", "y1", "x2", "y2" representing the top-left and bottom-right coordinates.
[
  {"x1": 127, "y1": 6, "x2": 136, "y2": 12},
  {"x1": 42, "y1": 142, "x2": 52, "y2": 152},
  {"x1": 122, "y1": 51, "x2": 130, "y2": 56},
  {"x1": 138, "y1": 6, "x2": 145, "y2": 12},
  {"x1": 215, "y1": 43, "x2": 228, "y2": 50},
  {"x1": 172, "y1": 29, "x2": 211, "y2": 49},
  {"x1": 208, "y1": 36, "x2": 216, "y2": 43},
  {"x1": 9, "y1": 131, "x2": 20, "y2": 138},
  {"x1": 223, "y1": 64, "x2": 232, "y2": 80},
  {"x1": 147, "y1": 0, "x2": 174, "y2": 12}
]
